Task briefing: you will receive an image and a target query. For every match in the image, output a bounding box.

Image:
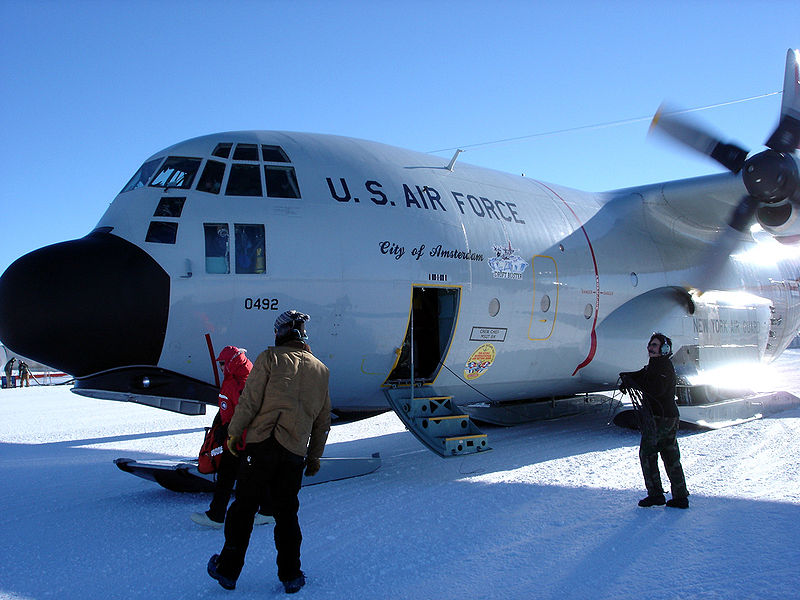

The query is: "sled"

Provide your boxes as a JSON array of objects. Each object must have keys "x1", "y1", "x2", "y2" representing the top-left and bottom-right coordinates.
[{"x1": 114, "y1": 453, "x2": 381, "y2": 493}]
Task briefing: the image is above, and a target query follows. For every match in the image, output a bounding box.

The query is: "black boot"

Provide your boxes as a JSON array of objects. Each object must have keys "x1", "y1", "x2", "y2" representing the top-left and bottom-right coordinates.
[
  {"x1": 666, "y1": 497, "x2": 689, "y2": 509},
  {"x1": 638, "y1": 494, "x2": 666, "y2": 507},
  {"x1": 283, "y1": 572, "x2": 306, "y2": 594},
  {"x1": 207, "y1": 554, "x2": 236, "y2": 590}
]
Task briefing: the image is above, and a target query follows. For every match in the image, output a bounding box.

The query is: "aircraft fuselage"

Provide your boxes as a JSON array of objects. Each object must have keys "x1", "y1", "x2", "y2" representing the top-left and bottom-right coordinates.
[{"x1": 1, "y1": 131, "x2": 799, "y2": 414}]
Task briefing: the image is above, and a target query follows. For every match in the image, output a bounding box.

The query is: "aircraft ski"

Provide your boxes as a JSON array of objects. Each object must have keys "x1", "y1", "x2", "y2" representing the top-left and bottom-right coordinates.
[
  {"x1": 612, "y1": 390, "x2": 800, "y2": 430},
  {"x1": 114, "y1": 453, "x2": 381, "y2": 493},
  {"x1": 463, "y1": 394, "x2": 617, "y2": 426}
]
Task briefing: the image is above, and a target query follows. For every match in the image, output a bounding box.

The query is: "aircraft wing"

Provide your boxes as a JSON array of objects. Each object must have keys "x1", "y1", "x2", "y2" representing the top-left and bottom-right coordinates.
[{"x1": 606, "y1": 171, "x2": 748, "y2": 243}]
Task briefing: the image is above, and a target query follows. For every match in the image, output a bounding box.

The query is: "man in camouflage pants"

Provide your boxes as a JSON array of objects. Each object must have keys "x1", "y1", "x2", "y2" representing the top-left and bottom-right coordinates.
[{"x1": 620, "y1": 333, "x2": 689, "y2": 509}]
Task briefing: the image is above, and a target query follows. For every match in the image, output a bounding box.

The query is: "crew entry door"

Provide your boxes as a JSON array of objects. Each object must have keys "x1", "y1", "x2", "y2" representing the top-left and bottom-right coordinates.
[
  {"x1": 528, "y1": 255, "x2": 558, "y2": 340},
  {"x1": 386, "y1": 286, "x2": 460, "y2": 384}
]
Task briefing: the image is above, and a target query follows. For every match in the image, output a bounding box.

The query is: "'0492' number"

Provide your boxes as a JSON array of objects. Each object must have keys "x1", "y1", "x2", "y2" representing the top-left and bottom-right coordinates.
[{"x1": 244, "y1": 298, "x2": 279, "y2": 310}]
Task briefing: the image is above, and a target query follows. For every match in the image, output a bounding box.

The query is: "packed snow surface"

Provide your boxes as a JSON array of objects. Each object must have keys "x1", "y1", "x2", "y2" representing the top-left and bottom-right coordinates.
[{"x1": 2, "y1": 352, "x2": 800, "y2": 599}]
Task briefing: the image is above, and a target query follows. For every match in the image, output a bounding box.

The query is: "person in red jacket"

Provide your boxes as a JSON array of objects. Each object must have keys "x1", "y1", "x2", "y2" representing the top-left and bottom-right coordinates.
[{"x1": 192, "y1": 346, "x2": 274, "y2": 528}]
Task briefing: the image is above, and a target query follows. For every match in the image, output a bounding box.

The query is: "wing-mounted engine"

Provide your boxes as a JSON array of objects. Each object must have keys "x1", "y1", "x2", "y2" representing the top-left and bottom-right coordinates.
[
  {"x1": 753, "y1": 152, "x2": 800, "y2": 243},
  {"x1": 651, "y1": 49, "x2": 800, "y2": 285}
]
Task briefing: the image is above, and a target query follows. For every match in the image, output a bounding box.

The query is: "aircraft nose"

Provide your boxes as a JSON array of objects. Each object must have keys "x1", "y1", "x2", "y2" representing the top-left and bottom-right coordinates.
[{"x1": 0, "y1": 232, "x2": 170, "y2": 376}]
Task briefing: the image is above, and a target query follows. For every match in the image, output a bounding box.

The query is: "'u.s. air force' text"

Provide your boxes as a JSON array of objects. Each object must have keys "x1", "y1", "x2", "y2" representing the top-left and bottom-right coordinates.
[{"x1": 326, "y1": 178, "x2": 525, "y2": 224}]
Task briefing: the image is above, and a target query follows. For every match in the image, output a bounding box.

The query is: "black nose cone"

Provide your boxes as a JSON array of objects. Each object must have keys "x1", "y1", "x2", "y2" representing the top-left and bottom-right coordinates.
[{"x1": 0, "y1": 232, "x2": 170, "y2": 376}]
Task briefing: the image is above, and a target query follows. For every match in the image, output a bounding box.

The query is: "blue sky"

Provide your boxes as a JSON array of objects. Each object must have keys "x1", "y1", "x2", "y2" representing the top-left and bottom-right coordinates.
[{"x1": 1, "y1": 0, "x2": 798, "y2": 274}]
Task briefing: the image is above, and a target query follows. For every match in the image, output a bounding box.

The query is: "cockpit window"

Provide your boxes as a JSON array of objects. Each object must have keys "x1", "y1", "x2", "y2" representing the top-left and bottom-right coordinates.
[
  {"x1": 154, "y1": 196, "x2": 186, "y2": 218},
  {"x1": 233, "y1": 143, "x2": 259, "y2": 161},
  {"x1": 261, "y1": 145, "x2": 290, "y2": 163},
  {"x1": 197, "y1": 160, "x2": 226, "y2": 194},
  {"x1": 226, "y1": 164, "x2": 262, "y2": 196},
  {"x1": 235, "y1": 224, "x2": 266, "y2": 274},
  {"x1": 150, "y1": 157, "x2": 202, "y2": 189},
  {"x1": 204, "y1": 223, "x2": 230, "y2": 274},
  {"x1": 265, "y1": 166, "x2": 301, "y2": 198},
  {"x1": 212, "y1": 143, "x2": 232, "y2": 158},
  {"x1": 145, "y1": 221, "x2": 178, "y2": 244},
  {"x1": 121, "y1": 158, "x2": 163, "y2": 193}
]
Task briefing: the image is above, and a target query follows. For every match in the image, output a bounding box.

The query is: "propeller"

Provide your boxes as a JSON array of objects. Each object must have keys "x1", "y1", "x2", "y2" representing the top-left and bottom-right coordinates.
[
  {"x1": 767, "y1": 48, "x2": 800, "y2": 153},
  {"x1": 649, "y1": 49, "x2": 800, "y2": 291}
]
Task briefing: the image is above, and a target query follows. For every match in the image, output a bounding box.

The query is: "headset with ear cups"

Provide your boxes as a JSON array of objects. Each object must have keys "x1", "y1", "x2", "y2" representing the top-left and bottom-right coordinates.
[
  {"x1": 291, "y1": 319, "x2": 308, "y2": 342},
  {"x1": 651, "y1": 332, "x2": 672, "y2": 356}
]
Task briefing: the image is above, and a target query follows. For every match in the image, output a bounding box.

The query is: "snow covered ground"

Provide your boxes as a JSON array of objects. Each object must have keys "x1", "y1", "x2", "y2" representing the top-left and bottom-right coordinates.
[{"x1": 1, "y1": 352, "x2": 800, "y2": 600}]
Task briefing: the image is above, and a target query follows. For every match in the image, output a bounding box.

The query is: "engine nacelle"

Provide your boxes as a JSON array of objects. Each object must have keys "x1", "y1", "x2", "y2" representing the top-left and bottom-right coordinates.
[
  {"x1": 752, "y1": 151, "x2": 800, "y2": 244},
  {"x1": 756, "y1": 199, "x2": 800, "y2": 244}
]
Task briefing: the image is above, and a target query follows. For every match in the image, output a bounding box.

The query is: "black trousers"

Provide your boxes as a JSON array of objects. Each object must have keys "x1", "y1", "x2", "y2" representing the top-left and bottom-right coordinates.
[
  {"x1": 208, "y1": 449, "x2": 239, "y2": 522},
  {"x1": 216, "y1": 437, "x2": 305, "y2": 582},
  {"x1": 207, "y1": 426, "x2": 273, "y2": 523}
]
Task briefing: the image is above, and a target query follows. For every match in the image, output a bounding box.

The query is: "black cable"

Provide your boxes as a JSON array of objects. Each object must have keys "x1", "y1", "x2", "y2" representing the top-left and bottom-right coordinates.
[
  {"x1": 427, "y1": 91, "x2": 781, "y2": 154},
  {"x1": 437, "y1": 359, "x2": 498, "y2": 405}
]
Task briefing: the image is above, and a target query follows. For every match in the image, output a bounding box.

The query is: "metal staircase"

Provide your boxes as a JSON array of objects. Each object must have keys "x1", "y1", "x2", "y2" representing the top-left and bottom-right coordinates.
[
  {"x1": 384, "y1": 389, "x2": 490, "y2": 457},
  {"x1": 383, "y1": 301, "x2": 489, "y2": 457}
]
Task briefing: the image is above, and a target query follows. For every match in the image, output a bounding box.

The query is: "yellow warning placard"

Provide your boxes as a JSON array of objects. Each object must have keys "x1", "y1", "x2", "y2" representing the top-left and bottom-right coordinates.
[{"x1": 464, "y1": 343, "x2": 496, "y2": 380}]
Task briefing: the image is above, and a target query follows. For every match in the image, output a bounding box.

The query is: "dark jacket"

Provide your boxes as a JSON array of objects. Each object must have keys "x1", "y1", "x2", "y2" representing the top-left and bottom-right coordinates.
[{"x1": 621, "y1": 355, "x2": 678, "y2": 418}]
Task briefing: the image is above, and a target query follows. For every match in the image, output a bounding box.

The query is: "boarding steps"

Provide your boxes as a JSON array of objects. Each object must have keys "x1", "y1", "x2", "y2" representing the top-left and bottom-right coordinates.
[{"x1": 384, "y1": 388, "x2": 491, "y2": 457}]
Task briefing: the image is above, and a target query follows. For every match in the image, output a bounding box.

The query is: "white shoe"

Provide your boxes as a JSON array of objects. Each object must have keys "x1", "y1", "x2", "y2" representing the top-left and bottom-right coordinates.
[
  {"x1": 253, "y1": 513, "x2": 275, "y2": 526},
  {"x1": 191, "y1": 512, "x2": 223, "y2": 529}
]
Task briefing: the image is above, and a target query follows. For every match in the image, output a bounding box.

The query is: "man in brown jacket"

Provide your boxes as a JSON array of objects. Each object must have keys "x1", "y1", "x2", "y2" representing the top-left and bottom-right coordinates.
[{"x1": 207, "y1": 310, "x2": 331, "y2": 594}]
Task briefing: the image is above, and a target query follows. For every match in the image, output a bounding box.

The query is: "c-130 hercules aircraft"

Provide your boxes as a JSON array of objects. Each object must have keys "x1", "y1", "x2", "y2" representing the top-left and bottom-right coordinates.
[{"x1": 1, "y1": 50, "x2": 799, "y2": 461}]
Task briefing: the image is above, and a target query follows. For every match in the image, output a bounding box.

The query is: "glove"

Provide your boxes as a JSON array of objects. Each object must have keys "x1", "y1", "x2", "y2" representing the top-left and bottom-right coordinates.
[
  {"x1": 618, "y1": 374, "x2": 631, "y2": 394},
  {"x1": 304, "y1": 456, "x2": 321, "y2": 477},
  {"x1": 227, "y1": 434, "x2": 243, "y2": 457}
]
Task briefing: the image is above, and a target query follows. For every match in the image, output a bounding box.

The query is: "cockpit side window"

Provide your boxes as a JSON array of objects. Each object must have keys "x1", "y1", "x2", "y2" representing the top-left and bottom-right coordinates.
[
  {"x1": 121, "y1": 158, "x2": 164, "y2": 193},
  {"x1": 226, "y1": 164, "x2": 262, "y2": 196},
  {"x1": 204, "y1": 223, "x2": 230, "y2": 274},
  {"x1": 145, "y1": 221, "x2": 178, "y2": 244},
  {"x1": 154, "y1": 196, "x2": 186, "y2": 217},
  {"x1": 234, "y1": 224, "x2": 266, "y2": 274},
  {"x1": 150, "y1": 157, "x2": 202, "y2": 189},
  {"x1": 264, "y1": 166, "x2": 301, "y2": 198},
  {"x1": 197, "y1": 160, "x2": 226, "y2": 194}
]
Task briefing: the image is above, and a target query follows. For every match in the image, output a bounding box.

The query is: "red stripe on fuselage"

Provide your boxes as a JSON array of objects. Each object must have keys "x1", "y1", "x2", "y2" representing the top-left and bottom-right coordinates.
[{"x1": 534, "y1": 182, "x2": 600, "y2": 376}]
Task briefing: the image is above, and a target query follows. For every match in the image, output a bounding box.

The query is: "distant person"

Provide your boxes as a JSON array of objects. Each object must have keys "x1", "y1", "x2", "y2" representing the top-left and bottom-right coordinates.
[
  {"x1": 4, "y1": 357, "x2": 16, "y2": 388},
  {"x1": 207, "y1": 310, "x2": 331, "y2": 594},
  {"x1": 18, "y1": 361, "x2": 30, "y2": 387},
  {"x1": 192, "y1": 346, "x2": 274, "y2": 529},
  {"x1": 619, "y1": 333, "x2": 689, "y2": 509}
]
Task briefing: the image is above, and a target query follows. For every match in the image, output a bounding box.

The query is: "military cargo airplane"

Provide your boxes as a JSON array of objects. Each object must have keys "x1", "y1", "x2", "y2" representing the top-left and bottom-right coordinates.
[{"x1": 1, "y1": 50, "x2": 799, "y2": 458}]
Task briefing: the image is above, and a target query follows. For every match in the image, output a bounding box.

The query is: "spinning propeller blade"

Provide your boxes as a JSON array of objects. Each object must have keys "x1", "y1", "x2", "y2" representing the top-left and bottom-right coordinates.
[
  {"x1": 650, "y1": 105, "x2": 749, "y2": 173},
  {"x1": 649, "y1": 50, "x2": 800, "y2": 292},
  {"x1": 695, "y1": 196, "x2": 760, "y2": 291},
  {"x1": 765, "y1": 49, "x2": 800, "y2": 153}
]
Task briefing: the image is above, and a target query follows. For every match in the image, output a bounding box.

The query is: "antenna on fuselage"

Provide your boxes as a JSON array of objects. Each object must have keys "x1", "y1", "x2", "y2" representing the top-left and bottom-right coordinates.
[{"x1": 446, "y1": 149, "x2": 463, "y2": 172}]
